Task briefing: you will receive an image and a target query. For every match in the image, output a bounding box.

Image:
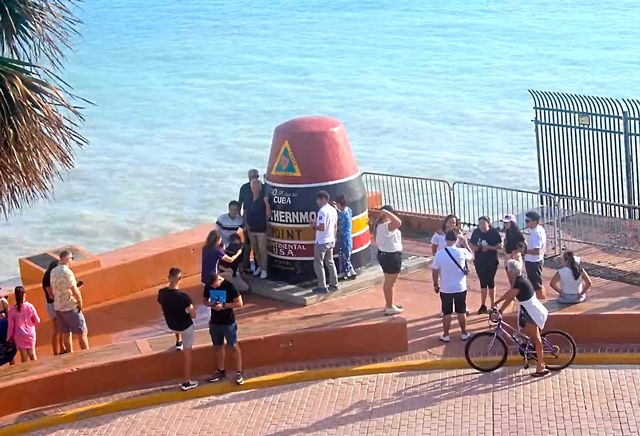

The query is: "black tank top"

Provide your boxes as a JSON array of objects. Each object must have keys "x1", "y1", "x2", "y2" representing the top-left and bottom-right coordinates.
[{"x1": 514, "y1": 275, "x2": 535, "y2": 302}]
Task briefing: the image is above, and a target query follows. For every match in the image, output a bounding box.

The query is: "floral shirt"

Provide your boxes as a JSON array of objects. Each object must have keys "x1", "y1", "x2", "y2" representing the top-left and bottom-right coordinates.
[
  {"x1": 51, "y1": 265, "x2": 78, "y2": 311},
  {"x1": 337, "y1": 207, "x2": 353, "y2": 250}
]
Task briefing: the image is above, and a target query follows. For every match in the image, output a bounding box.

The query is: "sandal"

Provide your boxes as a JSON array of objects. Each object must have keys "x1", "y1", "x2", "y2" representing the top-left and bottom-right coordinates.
[{"x1": 531, "y1": 369, "x2": 550, "y2": 378}]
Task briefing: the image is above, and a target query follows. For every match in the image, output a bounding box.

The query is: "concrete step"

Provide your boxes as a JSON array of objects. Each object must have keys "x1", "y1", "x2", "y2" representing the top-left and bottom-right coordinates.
[{"x1": 249, "y1": 254, "x2": 431, "y2": 306}]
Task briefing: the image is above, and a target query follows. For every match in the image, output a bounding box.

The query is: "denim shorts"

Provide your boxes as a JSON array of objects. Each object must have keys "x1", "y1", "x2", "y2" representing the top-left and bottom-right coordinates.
[
  {"x1": 56, "y1": 309, "x2": 87, "y2": 334},
  {"x1": 209, "y1": 322, "x2": 238, "y2": 346}
]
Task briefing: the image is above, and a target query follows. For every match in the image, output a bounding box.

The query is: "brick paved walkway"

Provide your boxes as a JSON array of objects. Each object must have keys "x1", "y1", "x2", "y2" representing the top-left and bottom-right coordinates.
[{"x1": 36, "y1": 366, "x2": 639, "y2": 436}]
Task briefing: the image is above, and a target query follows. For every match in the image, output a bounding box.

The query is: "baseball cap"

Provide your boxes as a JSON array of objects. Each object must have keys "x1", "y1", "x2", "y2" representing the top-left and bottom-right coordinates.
[{"x1": 502, "y1": 214, "x2": 516, "y2": 223}]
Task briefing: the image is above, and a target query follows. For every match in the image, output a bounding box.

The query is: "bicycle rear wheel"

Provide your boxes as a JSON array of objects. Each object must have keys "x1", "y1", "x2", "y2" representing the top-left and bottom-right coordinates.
[
  {"x1": 465, "y1": 331, "x2": 508, "y2": 372},
  {"x1": 541, "y1": 329, "x2": 576, "y2": 370}
]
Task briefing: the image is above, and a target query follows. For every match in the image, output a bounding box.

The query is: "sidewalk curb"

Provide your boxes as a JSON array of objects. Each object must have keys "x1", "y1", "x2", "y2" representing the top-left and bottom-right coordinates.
[{"x1": 2, "y1": 353, "x2": 639, "y2": 434}]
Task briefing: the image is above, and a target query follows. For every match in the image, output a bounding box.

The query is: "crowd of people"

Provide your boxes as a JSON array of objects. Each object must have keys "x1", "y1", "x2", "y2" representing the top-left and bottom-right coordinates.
[
  {"x1": 424, "y1": 210, "x2": 592, "y2": 377},
  {"x1": 0, "y1": 167, "x2": 595, "y2": 383}
]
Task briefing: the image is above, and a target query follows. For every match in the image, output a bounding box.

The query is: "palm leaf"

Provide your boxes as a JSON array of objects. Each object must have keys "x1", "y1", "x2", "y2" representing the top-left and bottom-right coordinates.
[
  {"x1": 0, "y1": 55, "x2": 86, "y2": 217},
  {"x1": 0, "y1": 0, "x2": 81, "y2": 68}
]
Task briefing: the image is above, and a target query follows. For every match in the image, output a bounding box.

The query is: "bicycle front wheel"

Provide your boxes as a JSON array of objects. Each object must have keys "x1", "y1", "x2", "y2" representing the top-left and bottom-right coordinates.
[
  {"x1": 541, "y1": 329, "x2": 576, "y2": 371},
  {"x1": 465, "y1": 331, "x2": 508, "y2": 372}
]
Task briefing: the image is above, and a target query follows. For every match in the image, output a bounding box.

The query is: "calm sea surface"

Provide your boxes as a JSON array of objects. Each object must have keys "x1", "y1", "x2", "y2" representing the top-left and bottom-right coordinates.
[{"x1": 1, "y1": 0, "x2": 639, "y2": 280}]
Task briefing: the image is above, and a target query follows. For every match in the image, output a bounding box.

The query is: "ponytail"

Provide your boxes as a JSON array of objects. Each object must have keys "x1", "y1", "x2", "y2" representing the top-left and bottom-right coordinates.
[
  {"x1": 565, "y1": 251, "x2": 581, "y2": 280},
  {"x1": 14, "y1": 286, "x2": 25, "y2": 312}
]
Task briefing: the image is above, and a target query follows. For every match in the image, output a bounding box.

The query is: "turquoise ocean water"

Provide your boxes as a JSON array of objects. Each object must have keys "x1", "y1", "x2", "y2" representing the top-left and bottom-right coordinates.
[{"x1": 1, "y1": 0, "x2": 639, "y2": 280}]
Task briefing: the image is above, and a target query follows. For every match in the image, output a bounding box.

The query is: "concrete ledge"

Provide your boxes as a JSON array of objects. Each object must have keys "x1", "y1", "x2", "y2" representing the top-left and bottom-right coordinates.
[
  {"x1": 17, "y1": 225, "x2": 211, "y2": 317},
  {"x1": 0, "y1": 317, "x2": 408, "y2": 419},
  {"x1": 251, "y1": 255, "x2": 430, "y2": 306}
]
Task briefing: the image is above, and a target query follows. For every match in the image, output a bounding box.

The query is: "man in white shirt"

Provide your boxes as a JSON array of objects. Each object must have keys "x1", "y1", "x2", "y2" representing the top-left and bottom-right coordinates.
[
  {"x1": 524, "y1": 211, "x2": 547, "y2": 300},
  {"x1": 431, "y1": 231, "x2": 474, "y2": 342},
  {"x1": 310, "y1": 191, "x2": 339, "y2": 293},
  {"x1": 216, "y1": 201, "x2": 244, "y2": 247}
]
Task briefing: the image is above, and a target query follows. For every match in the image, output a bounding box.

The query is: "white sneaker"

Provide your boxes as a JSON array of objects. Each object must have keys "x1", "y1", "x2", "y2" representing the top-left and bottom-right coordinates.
[
  {"x1": 460, "y1": 332, "x2": 471, "y2": 341},
  {"x1": 260, "y1": 270, "x2": 267, "y2": 279},
  {"x1": 253, "y1": 267, "x2": 262, "y2": 277},
  {"x1": 439, "y1": 335, "x2": 451, "y2": 343},
  {"x1": 384, "y1": 305, "x2": 404, "y2": 316}
]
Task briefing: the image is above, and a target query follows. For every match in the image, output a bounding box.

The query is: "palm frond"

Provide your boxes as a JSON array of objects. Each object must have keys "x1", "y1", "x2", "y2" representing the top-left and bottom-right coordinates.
[
  {"x1": 0, "y1": 55, "x2": 86, "y2": 217},
  {"x1": 0, "y1": 0, "x2": 81, "y2": 68}
]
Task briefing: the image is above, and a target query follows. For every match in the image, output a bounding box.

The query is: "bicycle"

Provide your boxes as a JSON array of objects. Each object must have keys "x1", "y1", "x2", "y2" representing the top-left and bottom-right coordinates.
[{"x1": 464, "y1": 309, "x2": 576, "y2": 372}]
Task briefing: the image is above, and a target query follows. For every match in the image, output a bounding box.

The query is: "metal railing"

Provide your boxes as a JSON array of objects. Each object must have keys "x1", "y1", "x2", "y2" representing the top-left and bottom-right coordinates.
[
  {"x1": 453, "y1": 181, "x2": 559, "y2": 254},
  {"x1": 362, "y1": 171, "x2": 640, "y2": 254},
  {"x1": 361, "y1": 172, "x2": 453, "y2": 217},
  {"x1": 556, "y1": 196, "x2": 640, "y2": 251},
  {"x1": 530, "y1": 90, "x2": 640, "y2": 210}
]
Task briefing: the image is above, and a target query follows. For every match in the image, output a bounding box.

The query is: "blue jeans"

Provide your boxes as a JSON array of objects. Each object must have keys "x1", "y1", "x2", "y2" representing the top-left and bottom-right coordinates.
[{"x1": 209, "y1": 323, "x2": 238, "y2": 346}]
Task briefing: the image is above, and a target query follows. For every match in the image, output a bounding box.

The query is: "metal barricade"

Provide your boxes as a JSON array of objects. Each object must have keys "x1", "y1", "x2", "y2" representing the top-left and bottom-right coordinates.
[
  {"x1": 556, "y1": 196, "x2": 640, "y2": 252},
  {"x1": 452, "y1": 181, "x2": 559, "y2": 255},
  {"x1": 361, "y1": 172, "x2": 453, "y2": 217}
]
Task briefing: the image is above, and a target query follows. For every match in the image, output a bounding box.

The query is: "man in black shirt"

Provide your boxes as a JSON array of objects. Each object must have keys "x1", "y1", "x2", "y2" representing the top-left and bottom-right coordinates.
[
  {"x1": 203, "y1": 272, "x2": 245, "y2": 385},
  {"x1": 157, "y1": 267, "x2": 197, "y2": 391},
  {"x1": 238, "y1": 169, "x2": 260, "y2": 272},
  {"x1": 247, "y1": 178, "x2": 271, "y2": 279},
  {"x1": 42, "y1": 260, "x2": 64, "y2": 355}
]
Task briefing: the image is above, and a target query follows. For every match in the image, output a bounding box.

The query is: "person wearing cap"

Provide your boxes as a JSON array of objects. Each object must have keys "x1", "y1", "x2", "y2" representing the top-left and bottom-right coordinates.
[
  {"x1": 524, "y1": 211, "x2": 547, "y2": 300},
  {"x1": 432, "y1": 230, "x2": 473, "y2": 342},
  {"x1": 469, "y1": 216, "x2": 502, "y2": 314},
  {"x1": 502, "y1": 214, "x2": 526, "y2": 287}
]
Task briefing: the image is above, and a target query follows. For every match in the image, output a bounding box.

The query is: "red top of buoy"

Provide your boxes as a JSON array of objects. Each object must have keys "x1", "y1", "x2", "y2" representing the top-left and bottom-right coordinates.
[{"x1": 266, "y1": 116, "x2": 360, "y2": 187}]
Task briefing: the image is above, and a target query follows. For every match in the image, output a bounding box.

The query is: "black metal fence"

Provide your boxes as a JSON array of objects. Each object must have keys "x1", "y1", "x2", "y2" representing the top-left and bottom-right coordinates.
[
  {"x1": 362, "y1": 172, "x2": 640, "y2": 253},
  {"x1": 530, "y1": 90, "x2": 640, "y2": 217}
]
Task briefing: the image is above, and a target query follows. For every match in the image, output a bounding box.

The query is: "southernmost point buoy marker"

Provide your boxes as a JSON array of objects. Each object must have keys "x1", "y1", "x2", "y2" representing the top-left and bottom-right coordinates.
[{"x1": 265, "y1": 116, "x2": 371, "y2": 283}]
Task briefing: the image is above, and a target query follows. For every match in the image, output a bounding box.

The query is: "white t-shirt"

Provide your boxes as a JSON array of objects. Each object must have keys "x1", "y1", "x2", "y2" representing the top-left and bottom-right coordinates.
[
  {"x1": 376, "y1": 222, "x2": 403, "y2": 252},
  {"x1": 431, "y1": 246, "x2": 473, "y2": 294},
  {"x1": 525, "y1": 225, "x2": 546, "y2": 263},
  {"x1": 558, "y1": 265, "x2": 583, "y2": 295},
  {"x1": 315, "y1": 204, "x2": 337, "y2": 244},
  {"x1": 430, "y1": 232, "x2": 466, "y2": 252}
]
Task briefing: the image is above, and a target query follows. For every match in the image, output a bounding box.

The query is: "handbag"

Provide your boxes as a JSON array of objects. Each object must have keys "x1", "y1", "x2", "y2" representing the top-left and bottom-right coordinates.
[{"x1": 444, "y1": 247, "x2": 469, "y2": 275}]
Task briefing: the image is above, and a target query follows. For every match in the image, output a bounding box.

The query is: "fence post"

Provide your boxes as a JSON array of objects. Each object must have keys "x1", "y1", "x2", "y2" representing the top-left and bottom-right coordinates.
[
  {"x1": 533, "y1": 116, "x2": 544, "y2": 194},
  {"x1": 623, "y1": 111, "x2": 635, "y2": 219},
  {"x1": 448, "y1": 182, "x2": 455, "y2": 217},
  {"x1": 553, "y1": 196, "x2": 561, "y2": 255}
]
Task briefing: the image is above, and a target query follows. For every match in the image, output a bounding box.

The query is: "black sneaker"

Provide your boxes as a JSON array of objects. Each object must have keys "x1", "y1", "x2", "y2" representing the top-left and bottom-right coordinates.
[
  {"x1": 180, "y1": 380, "x2": 198, "y2": 391},
  {"x1": 328, "y1": 285, "x2": 339, "y2": 292},
  {"x1": 235, "y1": 372, "x2": 245, "y2": 385},
  {"x1": 477, "y1": 305, "x2": 488, "y2": 315},
  {"x1": 175, "y1": 341, "x2": 184, "y2": 351},
  {"x1": 208, "y1": 369, "x2": 226, "y2": 383}
]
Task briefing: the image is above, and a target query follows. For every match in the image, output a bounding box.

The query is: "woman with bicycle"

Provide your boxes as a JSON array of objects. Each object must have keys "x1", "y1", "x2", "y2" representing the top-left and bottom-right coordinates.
[{"x1": 495, "y1": 259, "x2": 549, "y2": 377}]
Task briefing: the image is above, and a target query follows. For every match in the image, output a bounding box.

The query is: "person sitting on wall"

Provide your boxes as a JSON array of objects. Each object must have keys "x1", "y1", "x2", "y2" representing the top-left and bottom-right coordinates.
[
  {"x1": 216, "y1": 200, "x2": 244, "y2": 248},
  {"x1": 550, "y1": 251, "x2": 592, "y2": 304}
]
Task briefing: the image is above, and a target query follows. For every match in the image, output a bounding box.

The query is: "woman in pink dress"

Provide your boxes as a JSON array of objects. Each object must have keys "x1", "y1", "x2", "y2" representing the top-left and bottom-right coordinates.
[{"x1": 7, "y1": 286, "x2": 40, "y2": 362}]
